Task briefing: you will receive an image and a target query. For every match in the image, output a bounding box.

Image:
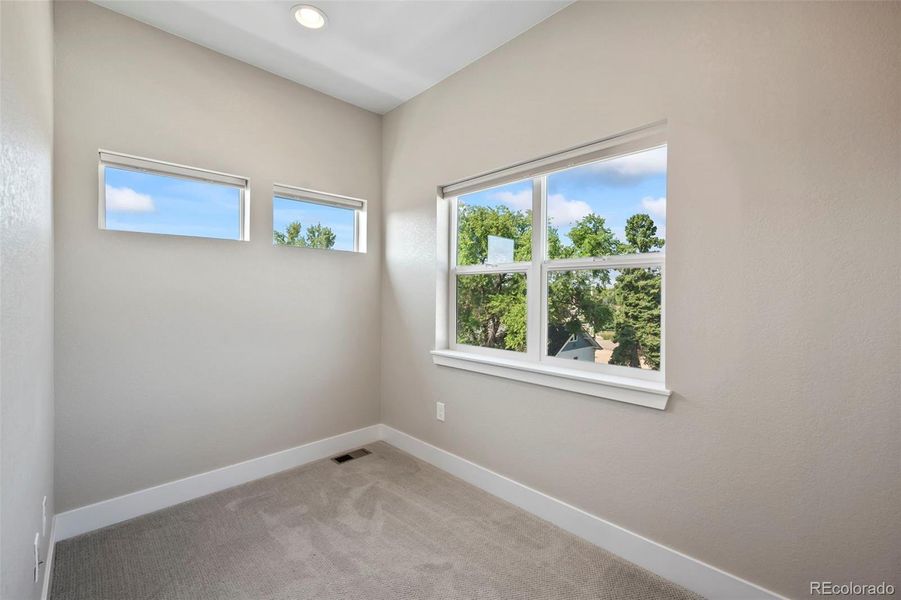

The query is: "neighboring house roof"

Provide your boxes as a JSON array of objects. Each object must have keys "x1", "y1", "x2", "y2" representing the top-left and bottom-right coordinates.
[
  {"x1": 557, "y1": 333, "x2": 602, "y2": 355},
  {"x1": 548, "y1": 325, "x2": 602, "y2": 356},
  {"x1": 547, "y1": 325, "x2": 572, "y2": 356}
]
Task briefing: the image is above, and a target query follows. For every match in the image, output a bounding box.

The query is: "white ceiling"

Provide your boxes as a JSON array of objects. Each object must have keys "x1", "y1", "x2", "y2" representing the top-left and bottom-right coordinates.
[{"x1": 91, "y1": 0, "x2": 572, "y2": 114}]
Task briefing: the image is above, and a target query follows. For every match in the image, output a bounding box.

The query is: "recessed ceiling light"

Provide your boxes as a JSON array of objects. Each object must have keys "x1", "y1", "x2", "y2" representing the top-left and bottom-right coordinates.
[{"x1": 292, "y1": 5, "x2": 327, "y2": 30}]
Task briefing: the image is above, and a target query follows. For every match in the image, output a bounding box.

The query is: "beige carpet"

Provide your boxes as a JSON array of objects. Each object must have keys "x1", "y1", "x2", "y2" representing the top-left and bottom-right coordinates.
[{"x1": 50, "y1": 442, "x2": 702, "y2": 600}]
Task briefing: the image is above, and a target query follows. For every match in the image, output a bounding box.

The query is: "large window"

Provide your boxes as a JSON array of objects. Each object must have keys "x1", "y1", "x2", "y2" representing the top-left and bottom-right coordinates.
[
  {"x1": 272, "y1": 184, "x2": 366, "y2": 253},
  {"x1": 436, "y1": 124, "x2": 669, "y2": 408},
  {"x1": 99, "y1": 151, "x2": 249, "y2": 240}
]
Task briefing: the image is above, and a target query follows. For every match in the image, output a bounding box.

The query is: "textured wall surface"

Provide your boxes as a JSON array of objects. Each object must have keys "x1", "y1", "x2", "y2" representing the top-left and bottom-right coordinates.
[
  {"x1": 380, "y1": 2, "x2": 901, "y2": 597},
  {"x1": 54, "y1": 1, "x2": 382, "y2": 511},
  {"x1": 0, "y1": 1, "x2": 55, "y2": 598}
]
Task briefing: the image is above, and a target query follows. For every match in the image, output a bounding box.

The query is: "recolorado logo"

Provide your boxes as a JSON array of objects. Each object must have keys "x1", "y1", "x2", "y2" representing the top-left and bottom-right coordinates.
[{"x1": 810, "y1": 581, "x2": 895, "y2": 596}]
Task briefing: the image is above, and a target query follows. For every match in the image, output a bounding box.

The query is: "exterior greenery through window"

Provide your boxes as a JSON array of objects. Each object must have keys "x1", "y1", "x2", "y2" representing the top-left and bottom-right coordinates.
[
  {"x1": 273, "y1": 220, "x2": 337, "y2": 249},
  {"x1": 272, "y1": 193, "x2": 360, "y2": 252},
  {"x1": 452, "y1": 144, "x2": 666, "y2": 374}
]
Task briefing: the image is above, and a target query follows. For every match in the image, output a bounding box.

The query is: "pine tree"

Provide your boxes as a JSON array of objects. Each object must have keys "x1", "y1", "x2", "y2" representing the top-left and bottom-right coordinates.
[{"x1": 608, "y1": 214, "x2": 663, "y2": 369}]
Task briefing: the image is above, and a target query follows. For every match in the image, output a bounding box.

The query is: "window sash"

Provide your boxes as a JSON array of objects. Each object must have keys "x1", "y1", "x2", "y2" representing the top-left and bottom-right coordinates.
[
  {"x1": 449, "y1": 269, "x2": 531, "y2": 358},
  {"x1": 445, "y1": 126, "x2": 665, "y2": 382},
  {"x1": 450, "y1": 262, "x2": 665, "y2": 381},
  {"x1": 540, "y1": 263, "x2": 665, "y2": 381}
]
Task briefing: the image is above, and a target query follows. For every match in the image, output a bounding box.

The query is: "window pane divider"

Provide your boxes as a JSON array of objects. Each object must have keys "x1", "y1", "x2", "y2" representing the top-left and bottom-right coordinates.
[
  {"x1": 454, "y1": 262, "x2": 531, "y2": 275},
  {"x1": 543, "y1": 253, "x2": 664, "y2": 271},
  {"x1": 526, "y1": 177, "x2": 544, "y2": 361}
]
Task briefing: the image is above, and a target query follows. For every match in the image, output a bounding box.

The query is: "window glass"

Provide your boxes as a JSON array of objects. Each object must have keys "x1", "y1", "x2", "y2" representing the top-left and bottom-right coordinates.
[
  {"x1": 546, "y1": 146, "x2": 666, "y2": 258},
  {"x1": 457, "y1": 180, "x2": 532, "y2": 266},
  {"x1": 273, "y1": 196, "x2": 355, "y2": 251},
  {"x1": 103, "y1": 166, "x2": 242, "y2": 240},
  {"x1": 547, "y1": 268, "x2": 661, "y2": 370},
  {"x1": 456, "y1": 273, "x2": 527, "y2": 352}
]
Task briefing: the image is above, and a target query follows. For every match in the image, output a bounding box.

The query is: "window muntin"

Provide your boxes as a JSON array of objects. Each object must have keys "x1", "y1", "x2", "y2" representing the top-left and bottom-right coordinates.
[
  {"x1": 271, "y1": 184, "x2": 367, "y2": 253},
  {"x1": 99, "y1": 152, "x2": 248, "y2": 241},
  {"x1": 444, "y1": 132, "x2": 666, "y2": 381}
]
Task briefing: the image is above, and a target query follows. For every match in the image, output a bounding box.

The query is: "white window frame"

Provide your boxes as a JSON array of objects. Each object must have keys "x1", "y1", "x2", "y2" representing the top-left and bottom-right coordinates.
[
  {"x1": 433, "y1": 122, "x2": 671, "y2": 409},
  {"x1": 98, "y1": 150, "x2": 250, "y2": 241},
  {"x1": 272, "y1": 183, "x2": 367, "y2": 253}
]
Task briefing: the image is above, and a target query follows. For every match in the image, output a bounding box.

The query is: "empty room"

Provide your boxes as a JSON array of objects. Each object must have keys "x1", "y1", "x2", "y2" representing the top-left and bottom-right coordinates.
[{"x1": 1, "y1": 1, "x2": 899, "y2": 599}]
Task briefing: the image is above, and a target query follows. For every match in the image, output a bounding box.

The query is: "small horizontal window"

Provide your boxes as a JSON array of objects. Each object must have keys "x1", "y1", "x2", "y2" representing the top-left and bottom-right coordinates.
[
  {"x1": 272, "y1": 184, "x2": 367, "y2": 253},
  {"x1": 99, "y1": 151, "x2": 249, "y2": 241}
]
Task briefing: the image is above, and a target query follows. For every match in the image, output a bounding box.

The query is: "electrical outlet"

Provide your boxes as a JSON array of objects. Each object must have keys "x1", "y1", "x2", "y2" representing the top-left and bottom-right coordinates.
[
  {"x1": 436, "y1": 402, "x2": 445, "y2": 422},
  {"x1": 42, "y1": 496, "x2": 47, "y2": 536}
]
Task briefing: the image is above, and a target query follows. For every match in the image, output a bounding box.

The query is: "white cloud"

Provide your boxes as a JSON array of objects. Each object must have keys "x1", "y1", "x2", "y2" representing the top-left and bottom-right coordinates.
[
  {"x1": 490, "y1": 189, "x2": 592, "y2": 226},
  {"x1": 490, "y1": 189, "x2": 531, "y2": 211},
  {"x1": 548, "y1": 193, "x2": 592, "y2": 225},
  {"x1": 640, "y1": 196, "x2": 666, "y2": 218},
  {"x1": 589, "y1": 146, "x2": 667, "y2": 182},
  {"x1": 105, "y1": 185, "x2": 155, "y2": 212}
]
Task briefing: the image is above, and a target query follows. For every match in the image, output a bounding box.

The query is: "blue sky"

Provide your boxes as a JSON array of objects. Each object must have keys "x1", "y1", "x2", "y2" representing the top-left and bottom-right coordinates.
[
  {"x1": 104, "y1": 167, "x2": 355, "y2": 250},
  {"x1": 459, "y1": 145, "x2": 667, "y2": 251},
  {"x1": 104, "y1": 167, "x2": 241, "y2": 240},
  {"x1": 272, "y1": 197, "x2": 354, "y2": 251}
]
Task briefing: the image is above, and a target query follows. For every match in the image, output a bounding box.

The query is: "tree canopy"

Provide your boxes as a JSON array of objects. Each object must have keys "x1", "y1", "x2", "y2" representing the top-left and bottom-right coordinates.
[{"x1": 273, "y1": 221, "x2": 337, "y2": 249}]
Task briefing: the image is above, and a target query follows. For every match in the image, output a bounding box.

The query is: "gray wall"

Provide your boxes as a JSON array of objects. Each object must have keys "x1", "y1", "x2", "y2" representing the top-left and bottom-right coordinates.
[
  {"x1": 0, "y1": 1, "x2": 55, "y2": 598},
  {"x1": 54, "y1": 1, "x2": 381, "y2": 512},
  {"x1": 381, "y1": 2, "x2": 901, "y2": 598}
]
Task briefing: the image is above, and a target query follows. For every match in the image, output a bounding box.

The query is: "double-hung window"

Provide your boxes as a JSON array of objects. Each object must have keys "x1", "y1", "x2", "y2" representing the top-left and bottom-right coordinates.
[
  {"x1": 434, "y1": 123, "x2": 670, "y2": 409},
  {"x1": 99, "y1": 151, "x2": 249, "y2": 240}
]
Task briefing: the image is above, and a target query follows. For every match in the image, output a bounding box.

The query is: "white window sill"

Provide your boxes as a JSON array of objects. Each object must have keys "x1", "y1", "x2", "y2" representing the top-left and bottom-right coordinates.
[{"x1": 430, "y1": 350, "x2": 671, "y2": 410}]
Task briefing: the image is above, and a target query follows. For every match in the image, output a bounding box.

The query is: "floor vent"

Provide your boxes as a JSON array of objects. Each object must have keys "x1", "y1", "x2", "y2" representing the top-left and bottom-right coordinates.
[{"x1": 331, "y1": 448, "x2": 371, "y2": 464}]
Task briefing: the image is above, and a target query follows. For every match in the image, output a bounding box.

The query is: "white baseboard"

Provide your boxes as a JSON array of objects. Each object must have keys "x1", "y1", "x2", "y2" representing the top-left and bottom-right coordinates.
[
  {"x1": 40, "y1": 518, "x2": 56, "y2": 600},
  {"x1": 53, "y1": 424, "x2": 381, "y2": 541},
  {"x1": 379, "y1": 424, "x2": 785, "y2": 600},
  {"x1": 50, "y1": 422, "x2": 783, "y2": 600}
]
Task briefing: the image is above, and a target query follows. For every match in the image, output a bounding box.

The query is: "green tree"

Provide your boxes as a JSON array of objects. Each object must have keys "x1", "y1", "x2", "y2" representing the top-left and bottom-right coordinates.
[
  {"x1": 608, "y1": 214, "x2": 664, "y2": 369},
  {"x1": 546, "y1": 214, "x2": 617, "y2": 349},
  {"x1": 305, "y1": 223, "x2": 337, "y2": 249},
  {"x1": 457, "y1": 204, "x2": 532, "y2": 264},
  {"x1": 273, "y1": 221, "x2": 336, "y2": 250},
  {"x1": 567, "y1": 213, "x2": 621, "y2": 258},
  {"x1": 456, "y1": 273, "x2": 526, "y2": 350},
  {"x1": 455, "y1": 203, "x2": 532, "y2": 350},
  {"x1": 547, "y1": 269, "x2": 615, "y2": 340},
  {"x1": 621, "y1": 213, "x2": 664, "y2": 254},
  {"x1": 273, "y1": 221, "x2": 305, "y2": 246}
]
